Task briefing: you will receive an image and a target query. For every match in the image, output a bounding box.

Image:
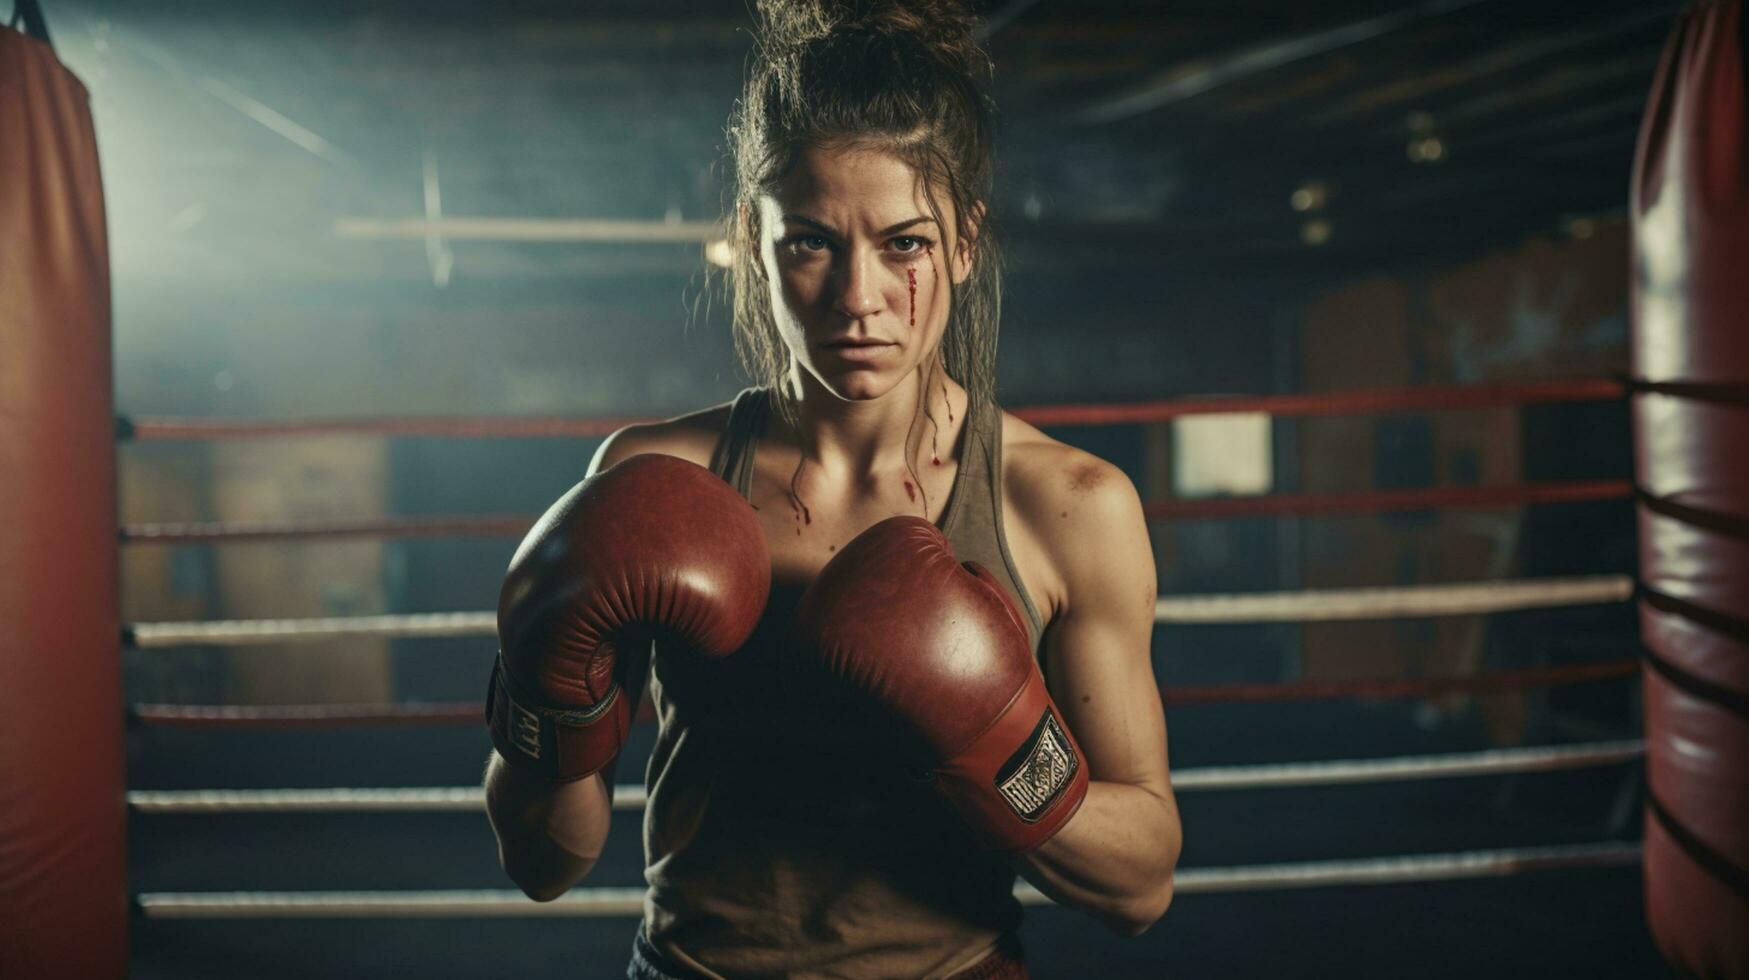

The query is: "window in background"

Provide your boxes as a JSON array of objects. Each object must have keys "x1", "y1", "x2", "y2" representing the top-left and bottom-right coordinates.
[{"x1": 1172, "y1": 412, "x2": 1272, "y2": 497}]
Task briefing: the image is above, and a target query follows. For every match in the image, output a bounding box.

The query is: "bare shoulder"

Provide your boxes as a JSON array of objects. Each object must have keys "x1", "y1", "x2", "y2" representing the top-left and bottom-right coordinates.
[
  {"x1": 588, "y1": 401, "x2": 732, "y2": 475},
  {"x1": 999, "y1": 410, "x2": 1153, "y2": 615},
  {"x1": 1000, "y1": 411, "x2": 1145, "y2": 534}
]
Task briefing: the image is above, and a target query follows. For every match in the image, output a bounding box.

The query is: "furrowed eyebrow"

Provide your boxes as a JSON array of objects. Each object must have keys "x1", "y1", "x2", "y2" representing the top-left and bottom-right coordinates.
[
  {"x1": 780, "y1": 214, "x2": 837, "y2": 236},
  {"x1": 779, "y1": 215, "x2": 936, "y2": 237},
  {"x1": 876, "y1": 217, "x2": 935, "y2": 236}
]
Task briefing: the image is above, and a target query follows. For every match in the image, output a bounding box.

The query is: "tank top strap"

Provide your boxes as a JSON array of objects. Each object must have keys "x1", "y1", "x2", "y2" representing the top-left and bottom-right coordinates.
[
  {"x1": 707, "y1": 385, "x2": 1044, "y2": 646},
  {"x1": 708, "y1": 387, "x2": 771, "y2": 498},
  {"x1": 940, "y1": 396, "x2": 1047, "y2": 650}
]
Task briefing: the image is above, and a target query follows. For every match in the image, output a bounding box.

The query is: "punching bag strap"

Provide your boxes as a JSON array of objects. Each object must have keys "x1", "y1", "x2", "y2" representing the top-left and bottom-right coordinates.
[
  {"x1": 7, "y1": 0, "x2": 52, "y2": 46},
  {"x1": 1646, "y1": 789, "x2": 1749, "y2": 906}
]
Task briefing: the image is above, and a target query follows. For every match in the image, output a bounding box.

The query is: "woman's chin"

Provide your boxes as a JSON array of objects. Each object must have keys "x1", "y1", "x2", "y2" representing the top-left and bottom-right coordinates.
[{"x1": 812, "y1": 363, "x2": 900, "y2": 402}]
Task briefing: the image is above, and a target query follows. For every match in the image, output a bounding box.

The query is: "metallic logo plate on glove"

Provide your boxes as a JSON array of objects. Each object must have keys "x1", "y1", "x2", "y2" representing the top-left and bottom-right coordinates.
[{"x1": 994, "y1": 710, "x2": 1078, "y2": 822}]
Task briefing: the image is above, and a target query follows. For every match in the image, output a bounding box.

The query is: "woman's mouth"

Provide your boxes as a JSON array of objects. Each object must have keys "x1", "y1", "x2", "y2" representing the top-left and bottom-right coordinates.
[{"x1": 820, "y1": 338, "x2": 898, "y2": 362}]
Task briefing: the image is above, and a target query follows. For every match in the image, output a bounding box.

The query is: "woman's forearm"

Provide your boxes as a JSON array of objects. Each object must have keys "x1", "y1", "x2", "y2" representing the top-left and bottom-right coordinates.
[
  {"x1": 1014, "y1": 780, "x2": 1182, "y2": 935},
  {"x1": 483, "y1": 752, "x2": 615, "y2": 901}
]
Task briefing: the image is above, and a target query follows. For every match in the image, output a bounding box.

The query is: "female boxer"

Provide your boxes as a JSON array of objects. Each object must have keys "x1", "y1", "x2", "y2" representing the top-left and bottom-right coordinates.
[{"x1": 484, "y1": 3, "x2": 1181, "y2": 976}]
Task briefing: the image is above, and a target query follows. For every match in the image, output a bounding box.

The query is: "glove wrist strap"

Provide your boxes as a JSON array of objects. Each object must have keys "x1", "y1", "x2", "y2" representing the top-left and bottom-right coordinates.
[
  {"x1": 487, "y1": 655, "x2": 628, "y2": 782},
  {"x1": 933, "y1": 671, "x2": 1089, "y2": 854}
]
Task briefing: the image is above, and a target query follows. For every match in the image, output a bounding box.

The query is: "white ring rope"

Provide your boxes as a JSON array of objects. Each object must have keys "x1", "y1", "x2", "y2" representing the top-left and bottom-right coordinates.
[
  {"x1": 1156, "y1": 841, "x2": 1640, "y2": 896},
  {"x1": 128, "y1": 575, "x2": 1635, "y2": 647},
  {"x1": 138, "y1": 887, "x2": 650, "y2": 919},
  {"x1": 134, "y1": 842, "x2": 1640, "y2": 918},
  {"x1": 129, "y1": 785, "x2": 495, "y2": 813},
  {"x1": 126, "y1": 739, "x2": 1644, "y2": 814},
  {"x1": 1168, "y1": 738, "x2": 1643, "y2": 790},
  {"x1": 1152, "y1": 575, "x2": 1632, "y2": 623},
  {"x1": 131, "y1": 612, "x2": 496, "y2": 647}
]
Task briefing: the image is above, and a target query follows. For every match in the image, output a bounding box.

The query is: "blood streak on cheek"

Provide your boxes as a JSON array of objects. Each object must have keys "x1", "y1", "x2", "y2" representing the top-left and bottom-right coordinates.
[
  {"x1": 907, "y1": 266, "x2": 917, "y2": 327},
  {"x1": 904, "y1": 479, "x2": 917, "y2": 502}
]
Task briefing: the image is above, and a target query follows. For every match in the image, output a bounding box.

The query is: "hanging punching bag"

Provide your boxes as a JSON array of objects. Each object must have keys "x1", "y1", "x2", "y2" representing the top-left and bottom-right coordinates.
[
  {"x1": 1631, "y1": 2, "x2": 1749, "y2": 978},
  {"x1": 0, "y1": 16, "x2": 127, "y2": 980}
]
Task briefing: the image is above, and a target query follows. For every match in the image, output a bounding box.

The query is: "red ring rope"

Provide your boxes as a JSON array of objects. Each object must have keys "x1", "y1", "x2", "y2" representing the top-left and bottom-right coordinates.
[
  {"x1": 1144, "y1": 480, "x2": 1631, "y2": 521},
  {"x1": 121, "y1": 416, "x2": 642, "y2": 441},
  {"x1": 120, "y1": 480, "x2": 1633, "y2": 545},
  {"x1": 120, "y1": 515, "x2": 533, "y2": 545},
  {"x1": 119, "y1": 378, "x2": 1626, "y2": 442},
  {"x1": 131, "y1": 702, "x2": 482, "y2": 729},
  {"x1": 1014, "y1": 379, "x2": 1626, "y2": 426}
]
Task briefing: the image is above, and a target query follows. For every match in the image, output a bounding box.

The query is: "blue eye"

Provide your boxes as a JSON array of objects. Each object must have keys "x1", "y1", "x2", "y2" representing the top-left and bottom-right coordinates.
[
  {"x1": 783, "y1": 235, "x2": 830, "y2": 254},
  {"x1": 890, "y1": 236, "x2": 932, "y2": 254}
]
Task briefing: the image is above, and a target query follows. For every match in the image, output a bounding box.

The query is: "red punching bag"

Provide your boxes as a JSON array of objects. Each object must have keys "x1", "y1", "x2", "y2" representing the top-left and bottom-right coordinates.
[
  {"x1": 1631, "y1": 1, "x2": 1749, "y2": 978},
  {"x1": 0, "y1": 20, "x2": 127, "y2": 980}
]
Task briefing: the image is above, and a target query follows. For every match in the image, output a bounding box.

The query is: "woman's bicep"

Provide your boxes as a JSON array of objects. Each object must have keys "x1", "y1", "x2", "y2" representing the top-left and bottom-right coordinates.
[{"x1": 1036, "y1": 465, "x2": 1171, "y2": 795}]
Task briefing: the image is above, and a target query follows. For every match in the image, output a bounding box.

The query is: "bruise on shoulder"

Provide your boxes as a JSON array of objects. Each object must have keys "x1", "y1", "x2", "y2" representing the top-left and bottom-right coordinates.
[{"x1": 1064, "y1": 459, "x2": 1109, "y2": 496}]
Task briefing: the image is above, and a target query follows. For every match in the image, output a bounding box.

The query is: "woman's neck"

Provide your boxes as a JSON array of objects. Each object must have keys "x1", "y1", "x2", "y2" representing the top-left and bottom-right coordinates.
[{"x1": 783, "y1": 364, "x2": 965, "y2": 481}]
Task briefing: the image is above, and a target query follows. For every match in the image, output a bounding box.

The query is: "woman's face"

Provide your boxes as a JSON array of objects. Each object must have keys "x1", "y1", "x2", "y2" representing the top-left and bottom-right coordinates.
[{"x1": 756, "y1": 144, "x2": 971, "y2": 403}]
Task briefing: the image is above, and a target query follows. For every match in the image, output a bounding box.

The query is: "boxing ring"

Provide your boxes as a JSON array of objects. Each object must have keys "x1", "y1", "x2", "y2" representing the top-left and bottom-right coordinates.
[
  {"x1": 2, "y1": 1, "x2": 1745, "y2": 977},
  {"x1": 118, "y1": 375, "x2": 1650, "y2": 922}
]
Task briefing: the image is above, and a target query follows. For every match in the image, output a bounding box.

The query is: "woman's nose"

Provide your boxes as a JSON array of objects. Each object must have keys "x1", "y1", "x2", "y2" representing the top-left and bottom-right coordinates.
[{"x1": 833, "y1": 250, "x2": 884, "y2": 321}]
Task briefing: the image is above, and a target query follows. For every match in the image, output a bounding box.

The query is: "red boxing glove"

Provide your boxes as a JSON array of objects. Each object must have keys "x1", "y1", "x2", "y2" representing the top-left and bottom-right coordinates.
[
  {"x1": 791, "y1": 516, "x2": 1088, "y2": 853},
  {"x1": 489, "y1": 454, "x2": 769, "y2": 781}
]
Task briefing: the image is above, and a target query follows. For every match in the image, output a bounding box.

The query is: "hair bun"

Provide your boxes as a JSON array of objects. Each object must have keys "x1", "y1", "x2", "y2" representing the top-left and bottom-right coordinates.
[{"x1": 755, "y1": 0, "x2": 990, "y2": 79}]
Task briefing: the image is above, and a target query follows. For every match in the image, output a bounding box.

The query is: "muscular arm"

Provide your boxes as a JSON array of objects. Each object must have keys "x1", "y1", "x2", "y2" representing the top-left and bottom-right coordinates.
[
  {"x1": 485, "y1": 755, "x2": 614, "y2": 901},
  {"x1": 482, "y1": 425, "x2": 671, "y2": 900},
  {"x1": 1012, "y1": 459, "x2": 1181, "y2": 935}
]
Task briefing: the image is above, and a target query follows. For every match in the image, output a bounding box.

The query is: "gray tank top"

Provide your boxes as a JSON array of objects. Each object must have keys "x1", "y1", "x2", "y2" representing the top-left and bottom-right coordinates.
[{"x1": 639, "y1": 388, "x2": 1047, "y2": 979}]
